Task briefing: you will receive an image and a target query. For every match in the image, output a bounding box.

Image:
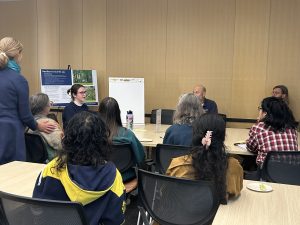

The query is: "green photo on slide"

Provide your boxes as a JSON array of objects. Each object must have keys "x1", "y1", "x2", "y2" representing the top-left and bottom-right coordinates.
[{"x1": 73, "y1": 70, "x2": 93, "y2": 85}]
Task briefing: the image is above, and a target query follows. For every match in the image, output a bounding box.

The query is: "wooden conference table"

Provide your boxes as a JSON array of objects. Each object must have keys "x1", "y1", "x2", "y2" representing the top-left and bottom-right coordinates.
[
  {"x1": 0, "y1": 161, "x2": 44, "y2": 197},
  {"x1": 133, "y1": 124, "x2": 253, "y2": 155},
  {"x1": 212, "y1": 179, "x2": 300, "y2": 225},
  {"x1": 1, "y1": 161, "x2": 300, "y2": 225}
]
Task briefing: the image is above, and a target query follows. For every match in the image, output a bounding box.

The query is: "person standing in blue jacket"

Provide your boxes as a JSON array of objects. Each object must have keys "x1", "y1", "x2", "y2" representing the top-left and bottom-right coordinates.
[
  {"x1": 0, "y1": 37, "x2": 56, "y2": 164},
  {"x1": 62, "y1": 84, "x2": 89, "y2": 129},
  {"x1": 98, "y1": 97, "x2": 145, "y2": 182},
  {"x1": 33, "y1": 112, "x2": 126, "y2": 225}
]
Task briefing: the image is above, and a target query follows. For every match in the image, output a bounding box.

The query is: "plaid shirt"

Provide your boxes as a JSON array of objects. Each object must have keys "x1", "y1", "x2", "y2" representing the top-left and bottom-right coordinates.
[{"x1": 246, "y1": 122, "x2": 298, "y2": 166}]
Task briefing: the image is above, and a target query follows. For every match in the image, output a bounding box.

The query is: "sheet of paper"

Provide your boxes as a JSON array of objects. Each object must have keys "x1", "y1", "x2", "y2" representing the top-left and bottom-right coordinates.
[
  {"x1": 237, "y1": 143, "x2": 248, "y2": 151},
  {"x1": 139, "y1": 138, "x2": 153, "y2": 142}
]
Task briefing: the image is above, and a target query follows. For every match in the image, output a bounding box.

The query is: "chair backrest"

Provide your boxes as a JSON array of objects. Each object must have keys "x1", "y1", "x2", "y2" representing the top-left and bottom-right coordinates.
[
  {"x1": 0, "y1": 191, "x2": 88, "y2": 225},
  {"x1": 150, "y1": 109, "x2": 175, "y2": 125},
  {"x1": 25, "y1": 133, "x2": 48, "y2": 163},
  {"x1": 262, "y1": 151, "x2": 300, "y2": 185},
  {"x1": 156, "y1": 144, "x2": 192, "y2": 174},
  {"x1": 218, "y1": 114, "x2": 227, "y2": 124},
  {"x1": 109, "y1": 144, "x2": 135, "y2": 173},
  {"x1": 138, "y1": 169, "x2": 219, "y2": 225}
]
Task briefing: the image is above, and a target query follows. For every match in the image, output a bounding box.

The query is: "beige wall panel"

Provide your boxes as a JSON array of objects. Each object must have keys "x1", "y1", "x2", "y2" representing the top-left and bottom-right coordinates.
[
  {"x1": 227, "y1": 122, "x2": 253, "y2": 129},
  {"x1": 37, "y1": 0, "x2": 60, "y2": 70},
  {"x1": 83, "y1": 0, "x2": 107, "y2": 101},
  {"x1": 166, "y1": 0, "x2": 236, "y2": 114},
  {"x1": 59, "y1": 0, "x2": 83, "y2": 69},
  {"x1": 106, "y1": 0, "x2": 167, "y2": 113},
  {"x1": 1, "y1": 0, "x2": 300, "y2": 122},
  {"x1": 231, "y1": 0, "x2": 270, "y2": 119},
  {"x1": 266, "y1": 0, "x2": 300, "y2": 120},
  {"x1": 0, "y1": 0, "x2": 38, "y2": 94}
]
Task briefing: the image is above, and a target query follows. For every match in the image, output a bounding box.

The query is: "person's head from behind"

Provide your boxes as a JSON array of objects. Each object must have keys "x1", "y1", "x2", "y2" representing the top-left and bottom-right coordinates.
[
  {"x1": 258, "y1": 96, "x2": 296, "y2": 132},
  {"x1": 173, "y1": 93, "x2": 204, "y2": 125},
  {"x1": 272, "y1": 85, "x2": 289, "y2": 103},
  {"x1": 191, "y1": 113, "x2": 227, "y2": 203},
  {"x1": 192, "y1": 113, "x2": 226, "y2": 147},
  {"x1": 67, "y1": 84, "x2": 86, "y2": 104},
  {"x1": 193, "y1": 84, "x2": 206, "y2": 102},
  {"x1": 98, "y1": 97, "x2": 122, "y2": 139},
  {"x1": 57, "y1": 111, "x2": 110, "y2": 169},
  {"x1": 0, "y1": 37, "x2": 23, "y2": 69},
  {"x1": 30, "y1": 93, "x2": 52, "y2": 116}
]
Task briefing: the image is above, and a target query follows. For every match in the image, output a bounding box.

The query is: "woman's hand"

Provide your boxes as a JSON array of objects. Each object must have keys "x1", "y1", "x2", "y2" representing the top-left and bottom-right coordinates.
[{"x1": 37, "y1": 120, "x2": 57, "y2": 134}]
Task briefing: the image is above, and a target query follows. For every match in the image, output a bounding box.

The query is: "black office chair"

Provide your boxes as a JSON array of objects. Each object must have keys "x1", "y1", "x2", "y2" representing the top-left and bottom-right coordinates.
[
  {"x1": 156, "y1": 144, "x2": 192, "y2": 174},
  {"x1": 109, "y1": 144, "x2": 135, "y2": 173},
  {"x1": 109, "y1": 144, "x2": 139, "y2": 193},
  {"x1": 25, "y1": 133, "x2": 48, "y2": 164},
  {"x1": 0, "y1": 191, "x2": 88, "y2": 225},
  {"x1": 150, "y1": 109, "x2": 175, "y2": 125},
  {"x1": 261, "y1": 151, "x2": 300, "y2": 185},
  {"x1": 137, "y1": 169, "x2": 219, "y2": 225},
  {"x1": 218, "y1": 113, "x2": 227, "y2": 125}
]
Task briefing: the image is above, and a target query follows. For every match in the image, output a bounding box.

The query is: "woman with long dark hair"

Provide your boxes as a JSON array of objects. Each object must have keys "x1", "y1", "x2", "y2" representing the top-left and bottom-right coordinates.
[
  {"x1": 98, "y1": 97, "x2": 145, "y2": 182},
  {"x1": 166, "y1": 113, "x2": 243, "y2": 203},
  {"x1": 33, "y1": 111, "x2": 126, "y2": 225},
  {"x1": 247, "y1": 96, "x2": 298, "y2": 166}
]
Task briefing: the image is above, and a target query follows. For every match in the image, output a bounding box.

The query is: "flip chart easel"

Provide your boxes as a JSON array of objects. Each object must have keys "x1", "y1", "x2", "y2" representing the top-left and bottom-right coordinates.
[{"x1": 109, "y1": 77, "x2": 145, "y2": 125}]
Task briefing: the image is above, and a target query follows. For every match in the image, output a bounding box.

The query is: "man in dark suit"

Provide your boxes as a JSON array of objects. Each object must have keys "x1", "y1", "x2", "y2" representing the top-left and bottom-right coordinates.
[{"x1": 193, "y1": 84, "x2": 218, "y2": 113}]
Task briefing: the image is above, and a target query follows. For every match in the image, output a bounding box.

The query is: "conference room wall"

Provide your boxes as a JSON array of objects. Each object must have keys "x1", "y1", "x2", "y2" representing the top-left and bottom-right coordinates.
[
  {"x1": 0, "y1": 0, "x2": 299, "y2": 122},
  {"x1": 0, "y1": 0, "x2": 39, "y2": 94}
]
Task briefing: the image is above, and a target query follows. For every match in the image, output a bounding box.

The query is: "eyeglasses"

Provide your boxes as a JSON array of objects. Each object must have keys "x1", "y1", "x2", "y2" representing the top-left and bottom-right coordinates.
[
  {"x1": 47, "y1": 101, "x2": 54, "y2": 107},
  {"x1": 257, "y1": 106, "x2": 262, "y2": 111},
  {"x1": 78, "y1": 91, "x2": 87, "y2": 95}
]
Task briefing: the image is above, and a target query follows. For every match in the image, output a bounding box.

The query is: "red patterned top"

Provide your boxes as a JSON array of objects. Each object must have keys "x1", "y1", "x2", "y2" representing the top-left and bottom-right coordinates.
[{"x1": 246, "y1": 122, "x2": 298, "y2": 166}]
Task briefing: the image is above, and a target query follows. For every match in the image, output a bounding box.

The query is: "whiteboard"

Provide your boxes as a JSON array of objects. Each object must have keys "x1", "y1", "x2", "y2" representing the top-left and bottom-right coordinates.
[{"x1": 109, "y1": 77, "x2": 145, "y2": 125}]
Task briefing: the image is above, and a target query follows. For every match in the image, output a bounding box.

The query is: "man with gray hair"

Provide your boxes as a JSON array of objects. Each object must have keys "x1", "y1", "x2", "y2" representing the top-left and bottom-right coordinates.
[{"x1": 193, "y1": 84, "x2": 218, "y2": 113}]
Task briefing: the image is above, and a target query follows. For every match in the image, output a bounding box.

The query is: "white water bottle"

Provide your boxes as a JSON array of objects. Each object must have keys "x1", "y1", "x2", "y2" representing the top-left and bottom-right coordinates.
[
  {"x1": 126, "y1": 110, "x2": 133, "y2": 130},
  {"x1": 156, "y1": 109, "x2": 162, "y2": 132}
]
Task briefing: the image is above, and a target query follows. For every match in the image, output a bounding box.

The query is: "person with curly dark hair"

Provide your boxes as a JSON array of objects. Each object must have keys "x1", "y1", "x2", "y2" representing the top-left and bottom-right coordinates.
[
  {"x1": 98, "y1": 97, "x2": 145, "y2": 182},
  {"x1": 166, "y1": 113, "x2": 243, "y2": 204},
  {"x1": 247, "y1": 96, "x2": 298, "y2": 166},
  {"x1": 33, "y1": 111, "x2": 126, "y2": 225}
]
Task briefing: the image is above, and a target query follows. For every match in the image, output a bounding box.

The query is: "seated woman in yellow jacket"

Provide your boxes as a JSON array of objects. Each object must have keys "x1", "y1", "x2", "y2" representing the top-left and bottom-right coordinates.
[{"x1": 166, "y1": 113, "x2": 243, "y2": 204}]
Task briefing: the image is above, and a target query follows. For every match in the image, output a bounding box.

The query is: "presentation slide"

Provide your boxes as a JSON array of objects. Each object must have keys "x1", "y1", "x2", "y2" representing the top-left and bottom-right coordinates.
[{"x1": 40, "y1": 69, "x2": 99, "y2": 106}]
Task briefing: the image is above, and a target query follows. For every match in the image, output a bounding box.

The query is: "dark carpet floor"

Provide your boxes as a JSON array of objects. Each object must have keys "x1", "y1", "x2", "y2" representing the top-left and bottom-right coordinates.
[{"x1": 124, "y1": 195, "x2": 139, "y2": 225}]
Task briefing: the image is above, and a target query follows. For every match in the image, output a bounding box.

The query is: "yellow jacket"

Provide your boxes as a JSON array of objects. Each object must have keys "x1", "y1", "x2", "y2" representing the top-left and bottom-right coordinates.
[{"x1": 166, "y1": 155, "x2": 243, "y2": 196}]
